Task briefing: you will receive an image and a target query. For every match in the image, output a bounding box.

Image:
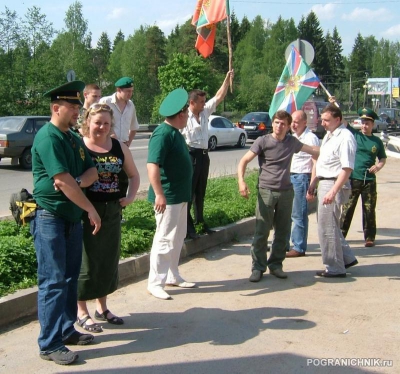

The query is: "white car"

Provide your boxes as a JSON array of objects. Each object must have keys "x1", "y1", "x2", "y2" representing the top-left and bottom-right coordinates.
[
  {"x1": 352, "y1": 117, "x2": 387, "y2": 133},
  {"x1": 208, "y1": 115, "x2": 247, "y2": 151}
]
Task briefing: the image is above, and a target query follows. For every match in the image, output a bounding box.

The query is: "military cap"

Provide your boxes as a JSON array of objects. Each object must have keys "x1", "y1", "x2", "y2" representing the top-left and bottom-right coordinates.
[
  {"x1": 159, "y1": 88, "x2": 189, "y2": 117},
  {"x1": 43, "y1": 80, "x2": 85, "y2": 105},
  {"x1": 115, "y1": 77, "x2": 134, "y2": 88},
  {"x1": 358, "y1": 107, "x2": 378, "y2": 121}
]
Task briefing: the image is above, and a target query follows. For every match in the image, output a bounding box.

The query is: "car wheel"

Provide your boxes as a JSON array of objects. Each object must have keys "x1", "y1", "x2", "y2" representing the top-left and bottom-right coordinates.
[
  {"x1": 236, "y1": 134, "x2": 246, "y2": 148},
  {"x1": 19, "y1": 148, "x2": 32, "y2": 169},
  {"x1": 208, "y1": 136, "x2": 217, "y2": 151}
]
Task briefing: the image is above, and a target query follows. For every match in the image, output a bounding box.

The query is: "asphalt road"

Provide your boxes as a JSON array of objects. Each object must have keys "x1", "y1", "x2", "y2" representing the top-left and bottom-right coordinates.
[{"x1": 0, "y1": 136, "x2": 258, "y2": 218}]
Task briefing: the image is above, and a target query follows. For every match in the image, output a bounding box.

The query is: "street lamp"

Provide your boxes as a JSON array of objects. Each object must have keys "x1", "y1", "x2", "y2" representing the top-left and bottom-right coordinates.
[{"x1": 363, "y1": 84, "x2": 372, "y2": 107}]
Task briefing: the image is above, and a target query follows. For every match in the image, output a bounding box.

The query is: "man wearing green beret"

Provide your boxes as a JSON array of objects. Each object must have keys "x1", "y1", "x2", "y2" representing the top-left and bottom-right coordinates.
[
  {"x1": 99, "y1": 76, "x2": 139, "y2": 147},
  {"x1": 30, "y1": 81, "x2": 101, "y2": 365},
  {"x1": 146, "y1": 88, "x2": 195, "y2": 300},
  {"x1": 341, "y1": 107, "x2": 387, "y2": 247}
]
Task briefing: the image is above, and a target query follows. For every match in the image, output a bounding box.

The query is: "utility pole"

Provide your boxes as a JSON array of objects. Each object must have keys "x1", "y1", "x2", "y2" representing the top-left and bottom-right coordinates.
[
  {"x1": 348, "y1": 74, "x2": 352, "y2": 112},
  {"x1": 389, "y1": 65, "x2": 393, "y2": 109}
]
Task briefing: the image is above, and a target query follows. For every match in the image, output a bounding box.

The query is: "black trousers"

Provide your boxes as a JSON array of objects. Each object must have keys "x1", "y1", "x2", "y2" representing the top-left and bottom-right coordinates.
[{"x1": 187, "y1": 149, "x2": 210, "y2": 234}]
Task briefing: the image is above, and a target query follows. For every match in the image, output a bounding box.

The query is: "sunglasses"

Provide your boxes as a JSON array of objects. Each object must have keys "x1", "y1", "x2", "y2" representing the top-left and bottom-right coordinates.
[{"x1": 89, "y1": 103, "x2": 113, "y2": 113}]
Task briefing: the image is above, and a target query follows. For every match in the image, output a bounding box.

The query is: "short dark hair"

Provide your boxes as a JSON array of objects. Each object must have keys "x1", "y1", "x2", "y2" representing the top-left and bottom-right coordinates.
[
  {"x1": 189, "y1": 89, "x2": 207, "y2": 102},
  {"x1": 272, "y1": 110, "x2": 292, "y2": 125},
  {"x1": 321, "y1": 104, "x2": 342, "y2": 121}
]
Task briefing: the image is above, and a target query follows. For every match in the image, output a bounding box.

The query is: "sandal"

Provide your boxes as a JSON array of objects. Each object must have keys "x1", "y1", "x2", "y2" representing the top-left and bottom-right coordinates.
[
  {"x1": 94, "y1": 309, "x2": 124, "y2": 325},
  {"x1": 77, "y1": 315, "x2": 103, "y2": 333}
]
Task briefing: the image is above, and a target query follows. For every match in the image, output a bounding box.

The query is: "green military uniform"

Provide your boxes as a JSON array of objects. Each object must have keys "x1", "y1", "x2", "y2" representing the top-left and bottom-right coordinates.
[
  {"x1": 341, "y1": 107, "x2": 387, "y2": 243},
  {"x1": 31, "y1": 80, "x2": 96, "y2": 364}
]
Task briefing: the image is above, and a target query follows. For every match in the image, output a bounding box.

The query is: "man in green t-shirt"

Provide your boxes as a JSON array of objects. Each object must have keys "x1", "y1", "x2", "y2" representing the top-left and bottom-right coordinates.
[
  {"x1": 147, "y1": 88, "x2": 194, "y2": 300},
  {"x1": 341, "y1": 107, "x2": 387, "y2": 247},
  {"x1": 30, "y1": 81, "x2": 101, "y2": 366}
]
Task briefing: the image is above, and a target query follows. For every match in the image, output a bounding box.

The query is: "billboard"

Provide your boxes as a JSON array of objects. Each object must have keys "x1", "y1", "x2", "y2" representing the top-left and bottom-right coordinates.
[{"x1": 367, "y1": 78, "x2": 399, "y2": 95}]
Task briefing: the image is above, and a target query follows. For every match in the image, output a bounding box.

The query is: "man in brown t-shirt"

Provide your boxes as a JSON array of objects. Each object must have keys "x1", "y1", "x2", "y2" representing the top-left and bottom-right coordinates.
[{"x1": 238, "y1": 110, "x2": 319, "y2": 282}]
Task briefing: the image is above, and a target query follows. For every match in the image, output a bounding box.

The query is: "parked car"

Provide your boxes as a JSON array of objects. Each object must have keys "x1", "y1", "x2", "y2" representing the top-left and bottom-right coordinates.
[
  {"x1": 379, "y1": 108, "x2": 400, "y2": 131},
  {"x1": 208, "y1": 115, "x2": 247, "y2": 151},
  {"x1": 0, "y1": 116, "x2": 50, "y2": 169},
  {"x1": 237, "y1": 112, "x2": 272, "y2": 139},
  {"x1": 380, "y1": 113, "x2": 399, "y2": 132},
  {"x1": 352, "y1": 117, "x2": 387, "y2": 133}
]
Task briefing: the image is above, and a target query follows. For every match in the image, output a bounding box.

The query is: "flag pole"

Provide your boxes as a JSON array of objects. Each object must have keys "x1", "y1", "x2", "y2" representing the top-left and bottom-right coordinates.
[
  {"x1": 226, "y1": 8, "x2": 233, "y2": 92},
  {"x1": 319, "y1": 81, "x2": 339, "y2": 108}
]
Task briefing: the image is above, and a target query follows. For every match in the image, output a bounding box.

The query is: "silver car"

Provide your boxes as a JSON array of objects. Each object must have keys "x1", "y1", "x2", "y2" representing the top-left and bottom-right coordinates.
[{"x1": 208, "y1": 115, "x2": 247, "y2": 151}]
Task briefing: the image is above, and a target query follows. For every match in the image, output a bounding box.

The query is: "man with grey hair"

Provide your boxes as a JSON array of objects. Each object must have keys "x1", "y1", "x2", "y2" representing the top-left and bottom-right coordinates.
[{"x1": 286, "y1": 110, "x2": 320, "y2": 257}]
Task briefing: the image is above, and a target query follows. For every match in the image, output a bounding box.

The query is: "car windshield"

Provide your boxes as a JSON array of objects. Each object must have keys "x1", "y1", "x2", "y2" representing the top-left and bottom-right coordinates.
[
  {"x1": 242, "y1": 113, "x2": 268, "y2": 122},
  {"x1": 0, "y1": 117, "x2": 26, "y2": 132}
]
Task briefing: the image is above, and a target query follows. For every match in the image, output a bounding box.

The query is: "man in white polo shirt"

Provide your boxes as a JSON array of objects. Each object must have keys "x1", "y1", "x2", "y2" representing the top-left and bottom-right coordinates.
[
  {"x1": 99, "y1": 77, "x2": 139, "y2": 147},
  {"x1": 307, "y1": 104, "x2": 358, "y2": 277}
]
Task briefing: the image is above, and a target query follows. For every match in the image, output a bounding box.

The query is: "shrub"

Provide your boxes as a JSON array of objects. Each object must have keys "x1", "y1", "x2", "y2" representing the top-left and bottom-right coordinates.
[{"x1": 0, "y1": 170, "x2": 258, "y2": 297}]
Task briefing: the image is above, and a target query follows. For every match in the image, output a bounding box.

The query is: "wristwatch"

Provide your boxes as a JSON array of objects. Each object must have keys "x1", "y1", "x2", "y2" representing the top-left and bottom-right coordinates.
[{"x1": 75, "y1": 177, "x2": 82, "y2": 186}]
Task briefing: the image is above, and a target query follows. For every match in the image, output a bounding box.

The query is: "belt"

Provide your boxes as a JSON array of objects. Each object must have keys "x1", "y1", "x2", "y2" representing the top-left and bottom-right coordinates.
[
  {"x1": 189, "y1": 147, "x2": 208, "y2": 155},
  {"x1": 318, "y1": 177, "x2": 336, "y2": 181},
  {"x1": 290, "y1": 172, "x2": 311, "y2": 176}
]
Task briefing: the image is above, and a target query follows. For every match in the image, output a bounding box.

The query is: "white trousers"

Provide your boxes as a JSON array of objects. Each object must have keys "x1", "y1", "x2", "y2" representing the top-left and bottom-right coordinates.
[{"x1": 148, "y1": 202, "x2": 187, "y2": 290}]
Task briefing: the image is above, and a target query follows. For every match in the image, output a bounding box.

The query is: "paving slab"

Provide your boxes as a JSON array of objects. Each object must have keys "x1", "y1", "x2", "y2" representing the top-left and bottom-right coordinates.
[{"x1": 0, "y1": 158, "x2": 399, "y2": 374}]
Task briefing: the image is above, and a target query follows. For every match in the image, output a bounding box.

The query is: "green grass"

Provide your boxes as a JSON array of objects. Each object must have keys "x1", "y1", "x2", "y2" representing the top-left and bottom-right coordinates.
[{"x1": 0, "y1": 170, "x2": 258, "y2": 297}]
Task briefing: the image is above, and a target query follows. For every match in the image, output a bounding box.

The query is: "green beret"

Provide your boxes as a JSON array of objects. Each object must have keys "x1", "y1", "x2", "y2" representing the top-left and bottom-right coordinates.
[
  {"x1": 43, "y1": 80, "x2": 85, "y2": 105},
  {"x1": 358, "y1": 107, "x2": 378, "y2": 121},
  {"x1": 159, "y1": 88, "x2": 189, "y2": 117},
  {"x1": 115, "y1": 77, "x2": 134, "y2": 88}
]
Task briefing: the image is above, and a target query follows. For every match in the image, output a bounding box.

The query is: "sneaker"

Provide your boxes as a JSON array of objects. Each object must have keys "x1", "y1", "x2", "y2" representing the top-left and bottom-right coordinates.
[
  {"x1": 249, "y1": 270, "x2": 263, "y2": 282},
  {"x1": 269, "y1": 268, "x2": 288, "y2": 279},
  {"x1": 62, "y1": 331, "x2": 94, "y2": 346},
  {"x1": 40, "y1": 347, "x2": 78, "y2": 365}
]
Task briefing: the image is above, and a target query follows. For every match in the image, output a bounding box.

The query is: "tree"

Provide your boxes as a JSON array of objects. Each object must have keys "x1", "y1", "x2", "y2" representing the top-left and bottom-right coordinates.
[
  {"x1": 154, "y1": 52, "x2": 217, "y2": 122},
  {"x1": 165, "y1": 19, "x2": 196, "y2": 59},
  {"x1": 94, "y1": 32, "x2": 112, "y2": 87},
  {"x1": 0, "y1": 7, "x2": 21, "y2": 115},
  {"x1": 22, "y1": 6, "x2": 55, "y2": 113},
  {"x1": 113, "y1": 30, "x2": 124, "y2": 50},
  {"x1": 64, "y1": 1, "x2": 88, "y2": 50},
  {"x1": 298, "y1": 11, "x2": 330, "y2": 81}
]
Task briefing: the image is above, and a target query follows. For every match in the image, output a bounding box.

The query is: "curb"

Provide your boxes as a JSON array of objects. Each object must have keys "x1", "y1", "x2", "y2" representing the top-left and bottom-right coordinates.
[
  {"x1": 0, "y1": 217, "x2": 257, "y2": 328},
  {"x1": 0, "y1": 199, "x2": 317, "y2": 328}
]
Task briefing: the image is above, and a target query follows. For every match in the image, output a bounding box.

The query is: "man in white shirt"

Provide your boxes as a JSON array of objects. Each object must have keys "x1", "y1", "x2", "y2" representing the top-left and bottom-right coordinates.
[
  {"x1": 181, "y1": 70, "x2": 234, "y2": 239},
  {"x1": 287, "y1": 110, "x2": 320, "y2": 258},
  {"x1": 307, "y1": 104, "x2": 358, "y2": 277},
  {"x1": 99, "y1": 77, "x2": 139, "y2": 147}
]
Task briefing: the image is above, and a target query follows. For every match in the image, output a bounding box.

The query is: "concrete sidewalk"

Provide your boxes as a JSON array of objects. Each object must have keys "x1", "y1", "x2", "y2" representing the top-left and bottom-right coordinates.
[{"x1": 0, "y1": 159, "x2": 399, "y2": 373}]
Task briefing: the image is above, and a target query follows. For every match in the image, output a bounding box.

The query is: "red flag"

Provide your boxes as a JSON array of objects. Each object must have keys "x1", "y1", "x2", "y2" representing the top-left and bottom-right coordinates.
[{"x1": 192, "y1": 0, "x2": 229, "y2": 58}]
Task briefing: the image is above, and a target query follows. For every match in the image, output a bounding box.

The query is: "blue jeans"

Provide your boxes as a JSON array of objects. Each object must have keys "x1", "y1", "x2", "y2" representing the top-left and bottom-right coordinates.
[
  {"x1": 30, "y1": 209, "x2": 83, "y2": 354},
  {"x1": 290, "y1": 173, "x2": 310, "y2": 253},
  {"x1": 251, "y1": 188, "x2": 294, "y2": 272}
]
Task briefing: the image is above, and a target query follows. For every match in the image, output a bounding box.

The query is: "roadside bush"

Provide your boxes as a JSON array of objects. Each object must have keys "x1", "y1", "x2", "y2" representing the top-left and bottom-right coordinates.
[{"x1": 0, "y1": 170, "x2": 258, "y2": 297}]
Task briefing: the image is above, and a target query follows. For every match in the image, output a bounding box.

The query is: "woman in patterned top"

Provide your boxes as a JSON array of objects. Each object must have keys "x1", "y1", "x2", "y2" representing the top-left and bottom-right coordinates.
[{"x1": 77, "y1": 103, "x2": 140, "y2": 332}]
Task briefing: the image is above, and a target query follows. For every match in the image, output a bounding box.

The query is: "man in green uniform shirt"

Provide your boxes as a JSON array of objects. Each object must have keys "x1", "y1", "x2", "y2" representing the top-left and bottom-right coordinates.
[
  {"x1": 341, "y1": 107, "x2": 387, "y2": 247},
  {"x1": 30, "y1": 81, "x2": 101, "y2": 365},
  {"x1": 147, "y1": 88, "x2": 195, "y2": 300}
]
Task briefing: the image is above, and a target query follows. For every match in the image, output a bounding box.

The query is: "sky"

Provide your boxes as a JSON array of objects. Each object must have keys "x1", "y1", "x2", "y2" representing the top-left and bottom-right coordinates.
[{"x1": 2, "y1": 0, "x2": 400, "y2": 57}]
